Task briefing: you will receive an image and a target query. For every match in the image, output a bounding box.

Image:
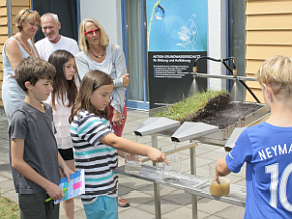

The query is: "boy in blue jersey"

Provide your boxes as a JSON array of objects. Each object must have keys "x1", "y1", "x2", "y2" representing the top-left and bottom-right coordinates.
[{"x1": 215, "y1": 55, "x2": 292, "y2": 219}]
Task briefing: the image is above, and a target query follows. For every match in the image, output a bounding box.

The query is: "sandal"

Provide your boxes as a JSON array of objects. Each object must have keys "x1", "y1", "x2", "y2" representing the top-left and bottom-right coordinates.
[{"x1": 118, "y1": 197, "x2": 130, "y2": 207}]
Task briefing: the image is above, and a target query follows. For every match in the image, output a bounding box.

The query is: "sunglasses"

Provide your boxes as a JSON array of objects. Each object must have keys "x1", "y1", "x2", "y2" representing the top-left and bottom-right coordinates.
[
  {"x1": 19, "y1": 9, "x2": 34, "y2": 21},
  {"x1": 84, "y1": 27, "x2": 100, "y2": 37}
]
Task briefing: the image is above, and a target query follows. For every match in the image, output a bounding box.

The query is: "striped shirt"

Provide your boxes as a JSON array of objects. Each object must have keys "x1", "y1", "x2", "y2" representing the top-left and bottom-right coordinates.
[{"x1": 70, "y1": 109, "x2": 118, "y2": 204}]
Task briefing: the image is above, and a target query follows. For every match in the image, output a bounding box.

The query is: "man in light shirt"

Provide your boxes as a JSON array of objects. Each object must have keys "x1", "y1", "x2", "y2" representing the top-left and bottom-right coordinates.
[{"x1": 36, "y1": 13, "x2": 79, "y2": 61}]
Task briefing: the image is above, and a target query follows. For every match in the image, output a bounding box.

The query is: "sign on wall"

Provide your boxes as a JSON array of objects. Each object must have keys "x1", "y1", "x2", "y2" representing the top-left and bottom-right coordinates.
[{"x1": 147, "y1": 0, "x2": 208, "y2": 109}]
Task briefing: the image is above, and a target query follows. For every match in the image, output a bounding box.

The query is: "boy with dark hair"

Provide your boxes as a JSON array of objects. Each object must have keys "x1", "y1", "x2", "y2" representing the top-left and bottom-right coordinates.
[
  {"x1": 215, "y1": 55, "x2": 292, "y2": 218},
  {"x1": 10, "y1": 57, "x2": 74, "y2": 219}
]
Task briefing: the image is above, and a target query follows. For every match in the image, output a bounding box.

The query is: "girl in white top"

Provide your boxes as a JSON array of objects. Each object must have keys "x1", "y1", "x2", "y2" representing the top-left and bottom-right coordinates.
[{"x1": 44, "y1": 50, "x2": 78, "y2": 219}]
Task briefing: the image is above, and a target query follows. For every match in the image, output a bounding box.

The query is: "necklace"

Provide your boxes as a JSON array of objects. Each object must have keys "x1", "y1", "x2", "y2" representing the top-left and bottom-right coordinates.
[
  {"x1": 90, "y1": 49, "x2": 105, "y2": 58},
  {"x1": 18, "y1": 35, "x2": 33, "y2": 54}
]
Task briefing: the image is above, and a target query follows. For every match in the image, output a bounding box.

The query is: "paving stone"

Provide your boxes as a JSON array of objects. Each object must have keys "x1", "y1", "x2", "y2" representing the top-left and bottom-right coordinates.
[
  {"x1": 1, "y1": 189, "x2": 18, "y2": 203},
  {"x1": 161, "y1": 189, "x2": 193, "y2": 205},
  {"x1": 136, "y1": 198, "x2": 181, "y2": 215},
  {"x1": 0, "y1": 175, "x2": 9, "y2": 182},
  {"x1": 0, "y1": 154, "x2": 10, "y2": 163},
  {"x1": 0, "y1": 170, "x2": 12, "y2": 179},
  {"x1": 0, "y1": 163, "x2": 11, "y2": 172},
  {"x1": 119, "y1": 190, "x2": 153, "y2": 207},
  {"x1": 182, "y1": 156, "x2": 214, "y2": 168},
  {"x1": 59, "y1": 199, "x2": 84, "y2": 219},
  {"x1": 0, "y1": 131, "x2": 9, "y2": 139},
  {"x1": 118, "y1": 184, "x2": 133, "y2": 196},
  {"x1": 214, "y1": 205, "x2": 245, "y2": 219},
  {"x1": 163, "y1": 206, "x2": 211, "y2": 219},
  {"x1": 198, "y1": 150, "x2": 226, "y2": 161},
  {"x1": 0, "y1": 138, "x2": 9, "y2": 148},
  {"x1": 138, "y1": 184, "x2": 178, "y2": 197},
  {"x1": 196, "y1": 198, "x2": 231, "y2": 215},
  {"x1": 119, "y1": 174, "x2": 153, "y2": 189},
  {"x1": 229, "y1": 173, "x2": 245, "y2": 184},
  {"x1": 74, "y1": 196, "x2": 84, "y2": 209},
  {"x1": 196, "y1": 144, "x2": 222, "y2": 151},
  {"x1": 119, "y1": 207, "x2": 155, "y2": 219},
  {"x1": 205, "y1": 215, "x2": 226, "y2": 219},
  {"x1": 234, "y1": 178, "x2": 246, "y2": 187},
  {"x1": 72, "y1": 209, "x2": 86, "y2": 219},
  {"x1": 0, "y1": 179, "x2": 15, "y2": 193}
]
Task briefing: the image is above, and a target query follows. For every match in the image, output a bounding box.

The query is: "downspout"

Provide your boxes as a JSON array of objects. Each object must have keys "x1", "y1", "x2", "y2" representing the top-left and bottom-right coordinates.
[{"x1": 6, "y1": 0, "x2": 12, "y2": 37}]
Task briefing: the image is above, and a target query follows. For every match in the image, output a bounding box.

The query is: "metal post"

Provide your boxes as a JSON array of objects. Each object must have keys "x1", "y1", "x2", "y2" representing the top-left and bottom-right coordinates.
[
  {"x1": 6, "y1": 0, "x2": 12, "y2": 37},
  {"x1": 190, "y1": 143, "x2": 198, "y2": 219},
  {"x1": 151, "y1": 134, "x2": 161, "y2": 219}
]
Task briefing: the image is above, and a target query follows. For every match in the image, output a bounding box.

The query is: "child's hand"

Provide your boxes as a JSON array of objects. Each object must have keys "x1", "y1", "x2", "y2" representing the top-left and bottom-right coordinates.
[
  {"x1": 147, "y1": 148, "x2": 169, "y2": 165},
  {"x1": 63, "y1": 165, "x2": 75, "y2": 182},
  {"x1": 215, "y1": 168, "x2": 221, "y2": 184},
  {"x1": 45, "y1": 182, "x2": 65, "y2": 201}
]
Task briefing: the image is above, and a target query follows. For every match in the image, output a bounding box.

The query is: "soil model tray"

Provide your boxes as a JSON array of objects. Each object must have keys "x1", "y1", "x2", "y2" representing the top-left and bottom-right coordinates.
[
  {"x1": 194, "y1": 101, "x2": 269, "y2": 143},
  {"x1": 185, "y1": 101, "x2": 263, "y2": 129}
]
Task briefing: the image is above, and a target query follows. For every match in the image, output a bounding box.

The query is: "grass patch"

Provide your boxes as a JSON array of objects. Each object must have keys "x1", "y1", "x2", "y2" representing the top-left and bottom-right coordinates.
[
  {"x1": 154, "y1": 89, "x2": 229, "y2": 122},
  {"x1": 0, "y1": 196, "x2": 20, "y2": 219}
]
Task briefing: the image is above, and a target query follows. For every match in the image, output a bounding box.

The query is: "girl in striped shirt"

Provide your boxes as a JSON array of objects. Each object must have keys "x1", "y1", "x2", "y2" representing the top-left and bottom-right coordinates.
[{"x1": 69, "y1": 70, "x2": 168, "y2": 219}]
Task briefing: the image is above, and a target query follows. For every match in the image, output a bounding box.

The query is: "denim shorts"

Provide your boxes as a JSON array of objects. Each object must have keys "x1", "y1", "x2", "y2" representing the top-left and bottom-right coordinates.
[{"x1": 83, "y1": 196, "x2": 118, "y2": 219}]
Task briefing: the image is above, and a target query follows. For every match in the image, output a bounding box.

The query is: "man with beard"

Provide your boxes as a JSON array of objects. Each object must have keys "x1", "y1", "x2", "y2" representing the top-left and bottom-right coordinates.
[{"x1": 36, "y1": 13, "x2": 79, "y2": 61}]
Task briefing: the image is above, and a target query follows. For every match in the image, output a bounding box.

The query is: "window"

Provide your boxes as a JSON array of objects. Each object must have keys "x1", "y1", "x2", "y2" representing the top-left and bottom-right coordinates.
[{"x1": 122, "y1": 0, "x2": 149, "y2": 110}]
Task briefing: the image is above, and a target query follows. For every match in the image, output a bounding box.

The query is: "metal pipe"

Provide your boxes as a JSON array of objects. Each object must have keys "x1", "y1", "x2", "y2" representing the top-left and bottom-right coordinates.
[
  {"x1": 151, "y1": 134, "x2": 161, "y2": 219},
  {"x1": 193, "y1": 56, "x2": 261, "y2": 103},
  {"x1": 194, "y1": 73, "x2": 257, "y2": 81},
  {"x1": 193, "y1": 56, "x2": 237, "y2": 76},
  {"x1": 239, "y1": 79, "x2": 261, "y2": 103},
  {"x1": 190, "y1": 145, "x2": 198, "y2": 219},
  {"x1": 6, "y1": 0, "x2": 12, "y2": 37},
  {"x1": 142, "y1": 142, "x2": 198, "y2": 163}
]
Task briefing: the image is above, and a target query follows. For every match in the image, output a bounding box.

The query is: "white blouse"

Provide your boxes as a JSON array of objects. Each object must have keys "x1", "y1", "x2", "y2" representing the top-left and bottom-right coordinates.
[{"x1": 44, "y1": 93, "x2": 73, "y2": 150}]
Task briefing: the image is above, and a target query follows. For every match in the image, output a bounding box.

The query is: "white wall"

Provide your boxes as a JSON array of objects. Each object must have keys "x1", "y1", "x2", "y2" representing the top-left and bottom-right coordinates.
[
  {"x1": 79, "y1": 0, "x2": 123, "y2": 47},
  {"x1": 207, "y1": 0, "x2": 226, "y2": 90}
]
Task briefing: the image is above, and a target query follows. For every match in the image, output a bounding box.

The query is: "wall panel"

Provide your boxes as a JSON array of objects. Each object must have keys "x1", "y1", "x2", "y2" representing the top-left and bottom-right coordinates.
[
  {"x1": 245, "y1": 0, "x2": 292, "y2": 103},
  {"x1": 246, "y1": 0, "x2": 292, "y2": 14}
]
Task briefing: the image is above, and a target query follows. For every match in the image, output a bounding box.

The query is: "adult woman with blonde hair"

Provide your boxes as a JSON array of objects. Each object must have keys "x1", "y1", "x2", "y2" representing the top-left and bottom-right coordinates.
[
  {"x1": 2, "y1": 8, "x2": 41, "y2": 123},
  {"x1": 75, "y1": 17, "x2": 130, "y2": 207}
]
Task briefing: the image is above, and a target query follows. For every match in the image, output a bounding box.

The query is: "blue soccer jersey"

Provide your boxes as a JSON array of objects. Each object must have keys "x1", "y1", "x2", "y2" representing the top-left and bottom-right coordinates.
[{"x1": 226, "y1": 122, "x2": 292, "y2": 219}]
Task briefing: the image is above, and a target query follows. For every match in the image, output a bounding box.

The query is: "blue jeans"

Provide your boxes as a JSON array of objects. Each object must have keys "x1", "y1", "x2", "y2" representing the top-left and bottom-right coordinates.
[{"x1": 83, "y1": 196, "x2": 118, "y2": 219}]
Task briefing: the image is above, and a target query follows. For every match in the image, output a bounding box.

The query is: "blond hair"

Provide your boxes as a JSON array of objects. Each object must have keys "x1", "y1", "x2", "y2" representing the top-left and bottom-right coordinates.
[
  {"x1": 15, "y1": 8, "x2": 41, "y2": 31},
  {"x1": 257, "y1": 55, "x2": 292, "y2": 98},
  {"x1": 78, "y1": 18, "x2": 109, "y2": 54}
]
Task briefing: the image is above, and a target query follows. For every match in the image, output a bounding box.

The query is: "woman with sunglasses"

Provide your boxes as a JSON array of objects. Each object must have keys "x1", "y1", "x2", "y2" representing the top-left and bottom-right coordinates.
[
  {"x1": 75, "y1": 17, "x2": 130, "y2": 208},
  {"x1": 2, "y1": 8, "x2": 41, "y2": 123}
]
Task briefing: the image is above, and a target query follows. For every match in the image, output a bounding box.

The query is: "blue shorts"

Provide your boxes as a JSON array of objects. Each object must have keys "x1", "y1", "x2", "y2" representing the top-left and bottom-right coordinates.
[{"x1": 83, "y1": 196, "x2": 118, "y2": 219}]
